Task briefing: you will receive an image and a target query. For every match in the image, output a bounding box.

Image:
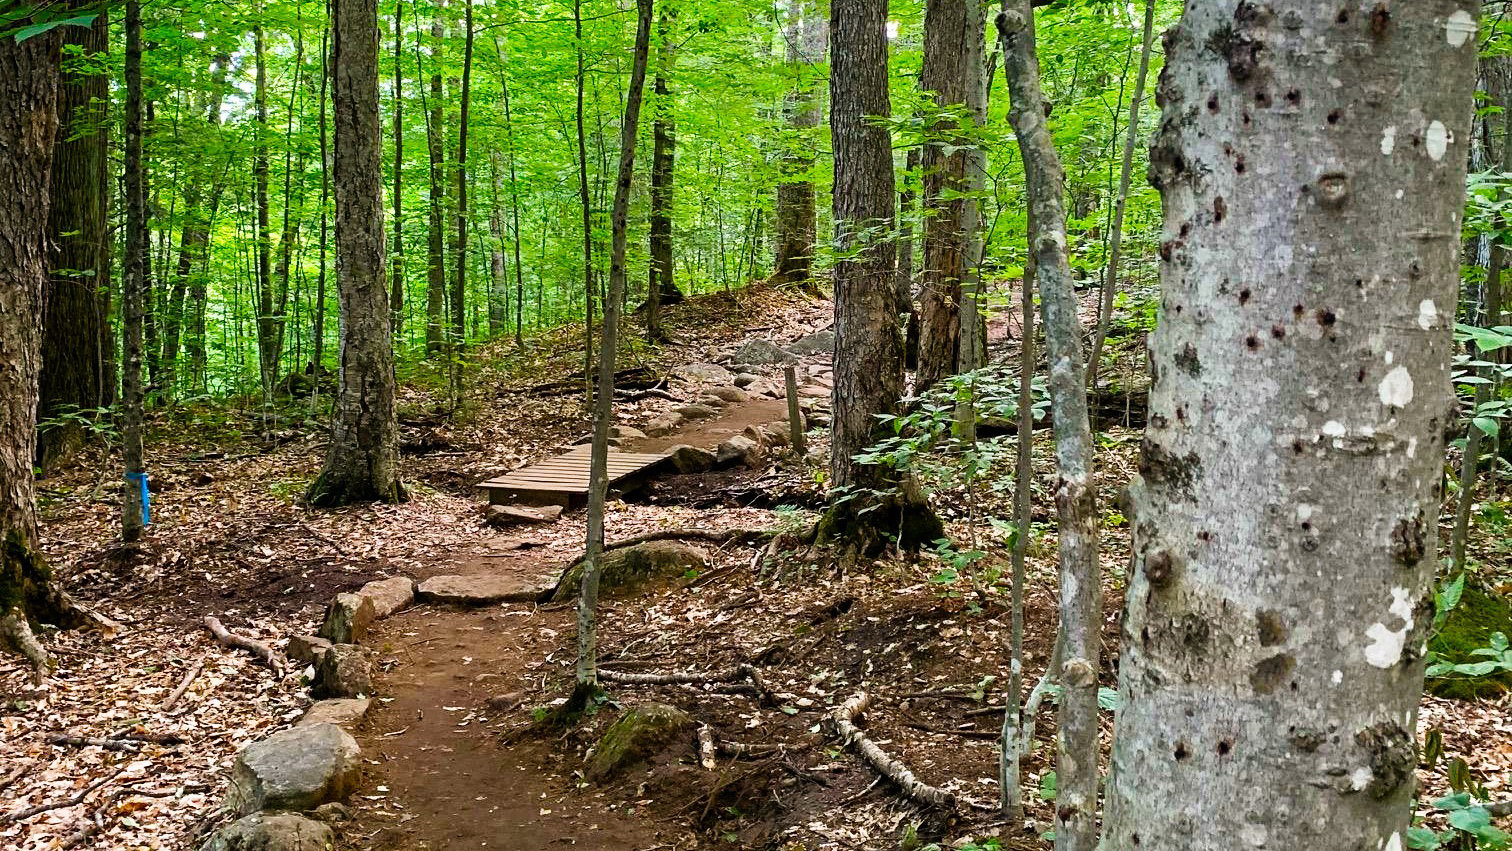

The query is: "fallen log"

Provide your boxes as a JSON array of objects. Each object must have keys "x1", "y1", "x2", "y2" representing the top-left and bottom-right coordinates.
[
  {"x1": 203, "y1": 616, "x2": 278, "y2": 671},
  {"x1": 597, "y1": 662, "x2": 775, "y2": 705},
  {"x1": 831, "y1": 693, "x2": 955, "y2": 810}
]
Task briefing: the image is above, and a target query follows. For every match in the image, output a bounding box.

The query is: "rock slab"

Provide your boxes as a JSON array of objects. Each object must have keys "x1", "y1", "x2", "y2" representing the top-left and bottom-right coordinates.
[
  {"x1": 417, "y1": 573, "x2": 554, "y2": 605},
  {"x1": 486, "y1": 504, "x2": 564, "y2": 525},
  {"x1": 553, "y1": 541, "x2": 708, "y2": 602},
  {"x1": 666, "y1": 444, "x2": 716, "y2": 474},
  {"x1": 313, "y1": 644, "x2": 371, "y2": 699},
  {"x1": 200, "y1": 812, "x2": 335, "y2": 851},
  {"x1": 587, "y1": 703, "x2": 694, "y2": 780},
  {"x1": 716, "y1": 435, "x2": 762, "y2": 469},
  {"x1": 317, "y1": 593, "x2": 375, "y2": 645},
  {"x1": 285, "y1": 635, "x2": 332, "y2": 667},
  {"x1": 733, "y1": 339, "x2": 797, "y2": 365},
  {"x1": 673, "y1": 362, "x2": 734, "y2": 384},
  {"x1": 226, "y1": 724, "x2": 361, "y2": 816},
  {"x1": 298, "y1": 697, "x2": 372, "y2": 730},
  {"x1": 788, "y1": 329, "x2": 835, "y2": 355},
  {"x1": 357, "y1": 576, "x2": 415, "y2": 618}
]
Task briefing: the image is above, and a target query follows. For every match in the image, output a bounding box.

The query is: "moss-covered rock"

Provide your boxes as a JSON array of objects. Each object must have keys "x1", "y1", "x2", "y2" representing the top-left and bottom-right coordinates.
[
  {"x1": 1427, "y1": 582, "x2": 1512, "y2": 701},
  {"x1": 552, "y1": 541, "x2": 707, "y2": 602},
  {"x1": 586, "y1": 703, "x2": 693, "y2": 780}
]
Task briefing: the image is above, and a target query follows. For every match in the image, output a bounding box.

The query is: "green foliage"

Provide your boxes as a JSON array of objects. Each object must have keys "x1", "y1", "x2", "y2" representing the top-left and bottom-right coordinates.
[
  {"x1": 1427, "y1": 580, "x2": 1512, "y2": 700},
  {"x1": 1409, "y1": 794, "x2": 1512, "y2": 850}
]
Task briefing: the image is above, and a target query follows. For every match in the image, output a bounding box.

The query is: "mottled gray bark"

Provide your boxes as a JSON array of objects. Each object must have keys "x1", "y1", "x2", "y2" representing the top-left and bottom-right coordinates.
[
  {"x1": 578, "y1": 0, "x2": 654, "y2": 688},
  {"x1": 1102, "y1": 4, "x2": 1479, "y2": 850},
  {"x1": 997, "y1": 5, "x2": 1101, "y2": 851},
  {"x1": 307, "y1": 0, "x2": 405, "y2": 507}
]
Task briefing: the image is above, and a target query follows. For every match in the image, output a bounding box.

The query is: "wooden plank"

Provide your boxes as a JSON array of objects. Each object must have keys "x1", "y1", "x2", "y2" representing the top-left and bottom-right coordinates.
[{"x1": 478, "y1": 448, "x2": 671, "y2": 500}]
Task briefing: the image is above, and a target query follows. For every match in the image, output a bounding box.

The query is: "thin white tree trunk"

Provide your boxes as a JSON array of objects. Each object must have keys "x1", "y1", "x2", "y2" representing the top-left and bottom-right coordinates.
[{"x1": 997, "y1": 6, "x2": 1102, "y2": 851}]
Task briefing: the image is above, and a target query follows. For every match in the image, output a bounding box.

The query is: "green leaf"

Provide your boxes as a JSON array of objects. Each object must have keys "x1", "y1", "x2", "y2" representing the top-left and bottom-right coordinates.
[
  {"x1": 1435, "y1": 792, "x2": 1473, "y2": 811},
  {"x1": 14, "y1": 12, "x2": 96, "y2": 42},
  {"x1": 1474, "y1": 416, "x2": 1501, "y2": 438},
  {"x1": 1448, "y1": 806, "x2": 1491, "y2": 833}
]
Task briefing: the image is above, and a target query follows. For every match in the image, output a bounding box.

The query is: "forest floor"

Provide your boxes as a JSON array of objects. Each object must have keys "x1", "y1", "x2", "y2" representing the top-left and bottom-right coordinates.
[{"x1": 2, "y1": 282, "x2": 1510, "y2": 851}]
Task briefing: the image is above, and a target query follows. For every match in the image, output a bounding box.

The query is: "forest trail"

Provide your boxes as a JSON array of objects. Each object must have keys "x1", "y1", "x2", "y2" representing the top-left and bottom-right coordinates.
[{"x1": 348, "y1": 364, "x2": 812, "y2": 851}]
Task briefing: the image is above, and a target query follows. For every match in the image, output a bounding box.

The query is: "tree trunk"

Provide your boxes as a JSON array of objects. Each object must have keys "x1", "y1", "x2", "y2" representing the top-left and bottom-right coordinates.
[
  {"x1": 0, "y1": 17, "x2": 88, "y2": 674},
  {"x1": 771, "y1": 1, "x2": 824, "y2": 289},
  {"x1": 122, "y1": 0, "x2": 149, "y2": 544},
  {"x1": 578, "y1": 0, "x2": 655, "y2": 689},
  {"x1": 819, "y1": 0, "x2": 943, "y2": 558},
  {"x1": 915, "y1": 0, "x2": 970, "y2": 393},
  {"x1": 1087, "y1": 0, "x2": 1156, "y2": 392},
  {"x1": 253, "y1": 21, "x2": 279, "y2": 405},
  {"x1": 647, "y1": 7, "x2": 679, "y2": 344},
  {"x1": 391, "y1": 0, "x2": 405, "y2": 338},
  {"x1": 955, "y1": 0, "x2": 988, "y2": 441},
  {"x1": 574, "y1": 0, "x2": 595, "y2": 406},
  {"x1": 424, "y1": 1, "x2": 447, "y2": 357},
  {"x1": 997, "y1": 6, "x2": 1101, "y2": 851},
  {"x1": 307, "y1": 0, "x2": 406, "y2": 507},
  {"x1": 502, "y1": 61, "x2": 526, "y2": 348},
  {"x1": 487, "y1": 149, "x2": 509, "y2": 336},
  {"x1": 1100, "y1": 4, "x2": 1478, "y2": 850},
  {"x1": 273, "y1": 26, "x2": 307, "y2": 391},
  {"x1": 451, "y1": 0, "x2": 473, "y2": 357},
  {"x1": 897, "y1": 145, "x2": 921, "y2": 367},
  {"x1": 39, "y1": 8, "x2": 109, "y2": 473},
  {"x1": 312, "y1": 19, "x2": 331, "y2": 396}
]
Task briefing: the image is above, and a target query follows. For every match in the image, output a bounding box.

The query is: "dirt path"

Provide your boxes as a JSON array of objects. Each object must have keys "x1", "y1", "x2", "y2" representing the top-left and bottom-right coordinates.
[{"x1": 347, "y1": 387, "x2": 805, "y2": 851}]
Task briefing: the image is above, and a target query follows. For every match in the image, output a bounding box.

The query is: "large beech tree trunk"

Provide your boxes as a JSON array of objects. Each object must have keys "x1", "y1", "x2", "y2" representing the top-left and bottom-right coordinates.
[
  {"x1": 577, "y1": 0, "x2": 655, "y2": 690},
  {"x1": 39, "y1": 9, "x2": 110, "y2": 473},
  {"x1": 997, "y1": 5, "x2": 1101, "y2": 851},
  {"x1": 307, "y1": 0, "x2": 405, "y2": 507},
  {"x1": 1101, "y1": 4, "x2": 1479, "y2": 850},
  {"x1": 424, "y1": 1, "x2": 447, "y2": 357},
  {"x1": 646, "y1": 7, "x2": 679, "y2": 343},
  {"x1": 819, "y1": 0, "x2": 943, "y2": 558}
]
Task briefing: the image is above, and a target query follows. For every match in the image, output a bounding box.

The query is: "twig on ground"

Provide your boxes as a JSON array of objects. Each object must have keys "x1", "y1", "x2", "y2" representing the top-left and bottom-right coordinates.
[
  {"x1": 0, "y1": 763, "x2": 27, "y2": 794},
  {"x1": 45, "y1": 734, "x2": 143, "y2": 752},
  {"x1": 716, "y1": 741, "x2": 779, "y2": 758},
  {"x1": 831, "y1": 693, "x2": 955, "y2": 810},
  {"x1": 203, "y1": 616, "x2": 279, "y2": 671},
  {"x1": 902, "y1": 721, "x2": 999, "y2": 740},
  {"x1": 2, "y1": 769, "x2": 122, "y2": 824},
  {"x1": 839, "y1": 775, "x2": 882, "y2": 806},
  {"x1": 161, "y1": 651, "x2": 210, "y2": 712}
]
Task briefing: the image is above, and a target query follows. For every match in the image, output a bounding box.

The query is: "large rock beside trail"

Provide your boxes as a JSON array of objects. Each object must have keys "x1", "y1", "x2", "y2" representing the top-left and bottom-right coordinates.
[
  {"x1": 312, "y1": 644, "x2": 371, "y2": 699},
  {"x1": 586, "y1": 703, "x2": 694, "y2": 780},
  {"x1": 733, "y1": 373, "x2": 761, "y2": 388},
  {"x1": 553, "y1": 541, "x2": 708, "y2": 602},
  {"x1": 788, "y1": 329, "x2": 835, "y2": 355},
  {"x1": 316, "y1": 593, "x2": 374, "y2": 645},
  {"x1": 673, "y1": 362, "x2": 734, "y2": 384},
  {"x1": 285, "y1": 635, "x2": 332, "y2": 667},
  {"x1": 666, "y1": 444, "x2": 716, "y2": 474},
  {"x1": 674, "y1": 403, "x2": 720, "y2": 420},
  {"x1": 645, "y1": 413, "x2": 683, "y2": 436},
  {"x1": 297, "y1": 698, "x2": 372, "y2": 730},
  {"x1": 733, "y1": 338, "x2": 797, "y2": 365},
  {"x1": 706, "y1": 385, "x2": 750, "y2": 403},
  {"x1": 200, "y1": 812, "x2": 335, "y2": 851},
  {"x1": 716, "y1": 435, "x2": 762, "y2": 469},
  {"x1": 417, "y1": 573, "x2": 554, "y2": 605},
  {"x1": 357, "y1": 576, "x2": 415, "y2": 618},
  {"x1": 226, "y1": 724, "x2": 362, "y2": 815},
  {"x1": 612, "y1": 425, "x2": 648, "y2": 441},
  {"x1": 486, "y1": 504, "x2": 564, "y2": 526}
]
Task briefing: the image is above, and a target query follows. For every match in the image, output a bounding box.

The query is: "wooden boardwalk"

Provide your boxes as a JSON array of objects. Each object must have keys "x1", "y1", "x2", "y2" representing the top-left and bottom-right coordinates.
[{"x1": 478, "y1": 445, "x2": 671, "y2": 507}]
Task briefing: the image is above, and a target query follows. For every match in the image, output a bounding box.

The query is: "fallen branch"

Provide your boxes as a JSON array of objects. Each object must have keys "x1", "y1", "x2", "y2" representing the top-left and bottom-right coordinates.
[
  {"x1": 161, "y1": 651, "x2": 209, "y2": 712},
  {"x1": 603, "y1": 527, "x2": 778, "y2": 553},
  {"x1": 203, "y1": 616, "x2": 278, "y2": 671},
  {"x1": 716, "y1": 741, "x2": 779, "y2": 759},
  {"x1": 0, "y1": 763, "x2": 26, "y2": 794},
  {"x1": 2, "y1": 769, "x2": 121, "y2": 824},
  {"x1": 598, "y1": 662, "x2": 775, "y2": 705},
  {"x1": 903, "y1": 721, "x2": 999, "y2": 741},
  {"x1": 45, "y1": 734, "x2": 143, "y2": 752},
  {"x1": 830, "y1": 693, "x2": 955, "y2": 810},
  {"x1": 1, "y1": 607, "x2": 50, "y2": 681},
  {"x1": 697, "y1": 724, "x2": 717, "y2": 770}
]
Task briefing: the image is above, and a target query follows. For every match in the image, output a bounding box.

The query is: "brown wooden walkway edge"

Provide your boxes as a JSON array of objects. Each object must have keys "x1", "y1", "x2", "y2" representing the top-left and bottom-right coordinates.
[{"x1": 477, "y1": 445, "x2": 671, "y2": 508}]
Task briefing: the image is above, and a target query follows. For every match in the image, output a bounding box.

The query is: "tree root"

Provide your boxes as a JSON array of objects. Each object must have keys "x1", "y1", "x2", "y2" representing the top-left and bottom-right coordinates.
[
  {"x1": 203, "y1": 616, "x2": 278, "y2": 671},
  {"x1": 598, "y1": 662, "x2": 775, "y2": 704},
  {"x1": 1, "y1": 607, "x2": 50, "y2": 681},
  {"x1": 831, "y1": 693, "x2": 955, "y2": 810}
]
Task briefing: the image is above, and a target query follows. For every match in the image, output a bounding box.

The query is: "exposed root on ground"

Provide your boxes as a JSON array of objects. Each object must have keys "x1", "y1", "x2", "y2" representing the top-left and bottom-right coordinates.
[{"x1": 831, "y1": 692, "x2": 956, "y2": 810}]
